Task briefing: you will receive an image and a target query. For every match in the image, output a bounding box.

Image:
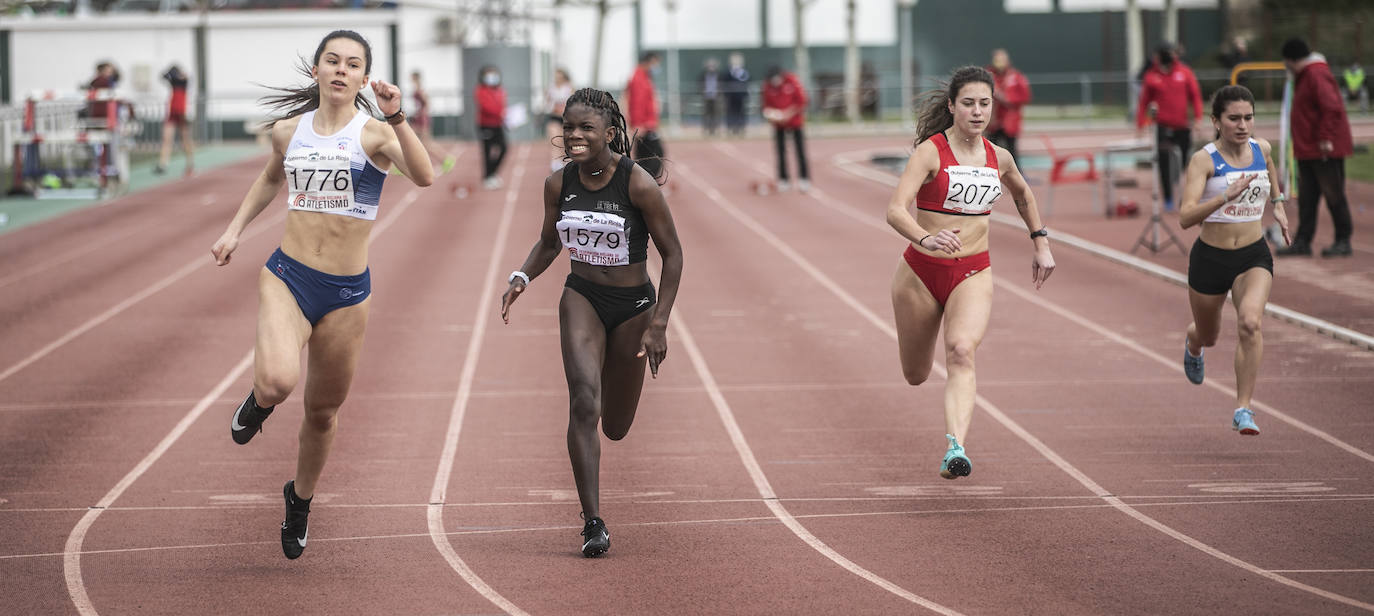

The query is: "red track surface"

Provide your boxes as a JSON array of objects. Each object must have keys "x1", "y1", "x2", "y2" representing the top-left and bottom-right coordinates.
[{"x1": 1, "y1": 136, "x2": 1372, "y2": 615}]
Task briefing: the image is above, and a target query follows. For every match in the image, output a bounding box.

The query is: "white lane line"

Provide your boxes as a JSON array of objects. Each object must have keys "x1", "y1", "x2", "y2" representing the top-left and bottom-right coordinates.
[
  {"x1": 21, "y1": 494, "x2": 1374, "y2": 563},
  {"x1": 1269, "y1": 569, "x2": 1374, "y2": 574},
  {"x1": 63, "y1": 352, "x2": 254, "y2": 615},
  {"x1": 828, "y1": 146, "x2": 1374, "y2": 351},
  {"x1": 673, "y1": 165, "x2": 964, "y2": 616},
  {"x1": 0, "y1": 210, "x2": 286, "y2": 386},
  {"x1": 62, "y1": 189, "x2": 423, "y2": 616},
  {"x1": 682, "y1": 160, "x2": 1374, "y2": 612},
  {"x1": 716, "y1": 142, "x2": 1374, "y2": 466},
  {"x1": 426, "y1": 145, "x2": 530, "y2": 616},
  {"x1": 0, "y1": 224, "x2": 146, "y2": 291}
]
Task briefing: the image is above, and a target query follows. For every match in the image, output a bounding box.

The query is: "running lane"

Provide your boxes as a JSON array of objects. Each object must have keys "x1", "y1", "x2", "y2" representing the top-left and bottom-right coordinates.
[{"x1": 670, "y1": 137, "x2": 1374, "y2": 613}]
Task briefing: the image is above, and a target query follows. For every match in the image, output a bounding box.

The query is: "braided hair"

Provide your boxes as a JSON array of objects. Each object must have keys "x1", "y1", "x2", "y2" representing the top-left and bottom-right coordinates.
[{"x1": 563, "y1": 87, "x2": 666, "y2": 184}]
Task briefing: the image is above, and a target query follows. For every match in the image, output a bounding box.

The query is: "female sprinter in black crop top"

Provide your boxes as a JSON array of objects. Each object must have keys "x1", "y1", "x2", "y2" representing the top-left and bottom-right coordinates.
[{"x1": 500, "y1": 87, "x2": 684, "y2": 558}]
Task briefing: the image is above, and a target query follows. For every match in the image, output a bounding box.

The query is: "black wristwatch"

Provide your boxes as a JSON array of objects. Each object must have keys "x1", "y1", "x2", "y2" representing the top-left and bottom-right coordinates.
[{"x1": 1029, "y1": 227, "x2": 1049, "y2": 239}]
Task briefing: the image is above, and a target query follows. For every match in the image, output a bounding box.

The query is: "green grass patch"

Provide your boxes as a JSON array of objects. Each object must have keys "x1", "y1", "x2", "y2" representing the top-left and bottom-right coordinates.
[{"x1": 1347, "y1": 144, "x2": 1374, "y2": 183}]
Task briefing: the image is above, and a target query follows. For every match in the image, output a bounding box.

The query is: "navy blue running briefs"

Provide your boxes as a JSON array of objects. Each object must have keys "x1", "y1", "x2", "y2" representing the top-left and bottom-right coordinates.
[{"x1": 265, "y1": 247, "x2": 370, "y2": 325}]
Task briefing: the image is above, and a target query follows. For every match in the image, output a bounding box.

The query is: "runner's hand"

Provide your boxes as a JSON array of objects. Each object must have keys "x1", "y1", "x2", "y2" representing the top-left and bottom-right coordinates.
[
  {"x1": 1031, "y1": 248, "x2": 1055, "y2": 290},
  {"x1": 370, "y1": 79, "x2": 402, "y2": 117},
  {"x1": 500, "y1": 281, "x2": 525, "y2": 324},
  {"x1": 922, "y1": 228, "x2": 962, "y2": 254},
  {"x1": 1273, "y1": 198, "x2": 1293, "y2": 247},
  {"x1": 1223, "y1": 173, "x2": 1256, "y2": 202},
  {"x1": 636, "y1": 324, "x2": 668, "y2": 378},
  {"x1": 211, "y1": 231, "x2": 238, "y2": 266}
]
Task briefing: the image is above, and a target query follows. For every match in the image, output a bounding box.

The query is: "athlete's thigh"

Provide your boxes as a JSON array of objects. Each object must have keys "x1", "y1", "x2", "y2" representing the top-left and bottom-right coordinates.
[
  {"x1": 303, "y1": 299, "x2": 371, "y2": 410},
  {"x1": 891, "y1": 260, "x2": 943, "y2": 376},
  {"x1": 1230, "y1": 268, "x2": 1273, "y2": 320},
  {"x1": 601, "y1": 309, "x2": 652, "y2": 422},
  {"x1": 1188, "y1": 288, "x2": 1228, "y2": 338},
  {"x1": 256, "y1": 268, "x2": 312, "y2": 387},
  {"x1": 560, "y1": 288, "x2": 608, "y2": 400},
  {"x1": 941, "y1": 269, "x2": 994, "y2": 350}
]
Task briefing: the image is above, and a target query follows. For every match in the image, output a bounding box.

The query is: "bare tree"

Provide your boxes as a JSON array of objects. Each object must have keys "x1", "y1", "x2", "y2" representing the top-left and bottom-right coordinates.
[
  {"x1": 793, "y1": 0, "x2": 815, "y2": 93},
  {"x1": 844, "y1": 0, "x2": 859, "y2": 123}
]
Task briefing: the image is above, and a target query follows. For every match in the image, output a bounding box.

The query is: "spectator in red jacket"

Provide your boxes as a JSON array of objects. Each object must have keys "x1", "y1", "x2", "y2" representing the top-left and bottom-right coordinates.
[
  {"x1": 761, "y1": 66, "x2": 810, "y2": 191},
  {"x1": 1276, "y1": 38, "x2": 1355, "y2": 257},
  {"x1": 1136, "y1": 43, "x2": 1203, "y2": 211},
  {"x1": 986, "y1": 49, "x2": 1030, "y2": 161},
  {"x1": 475, "y1": 65, "x2": 507, "y2": 189},
  {"x1": 624, "y1": 52, "x2": 665, "y2": 180}
]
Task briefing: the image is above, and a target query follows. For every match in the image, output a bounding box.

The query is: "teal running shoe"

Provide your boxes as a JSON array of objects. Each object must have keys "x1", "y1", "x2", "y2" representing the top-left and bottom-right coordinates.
[
  {"x1": 1183, "y1": 337, "x2": 1204, "y2": 385},
  {"x1": 939, "y1": 434, "x2": 972, "y2": 479},
  {"x1": 1232, "y1": 408, "x2": 1259, "y2": 435}
]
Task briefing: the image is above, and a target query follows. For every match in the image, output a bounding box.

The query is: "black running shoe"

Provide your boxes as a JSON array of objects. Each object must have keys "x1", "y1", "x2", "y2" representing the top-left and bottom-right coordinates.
[
  {"x1": 580, "y1": 517, "x2": 609, "y2": 558},
  {"x1": 281, "y1": 480, "x2": 311, "y2": 560},
  {"x1": 230, "y1": 391, "x2": 274, "y2": 445}
]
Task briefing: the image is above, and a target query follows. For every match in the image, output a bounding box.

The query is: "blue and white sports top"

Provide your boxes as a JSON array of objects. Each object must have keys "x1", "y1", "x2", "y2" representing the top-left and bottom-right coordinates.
[
  {"x1": 283, "y1": 110, "x2": 386, "y2": 221},
  {"x1": 1200, "y1": 139, "x2": 1269, "y2": 224}
]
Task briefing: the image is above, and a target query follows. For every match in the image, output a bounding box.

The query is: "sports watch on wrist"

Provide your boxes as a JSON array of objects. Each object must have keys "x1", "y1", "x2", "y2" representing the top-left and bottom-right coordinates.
[{"x1": 1029, "y1": 227, "x2": 1049, "y2": 240}]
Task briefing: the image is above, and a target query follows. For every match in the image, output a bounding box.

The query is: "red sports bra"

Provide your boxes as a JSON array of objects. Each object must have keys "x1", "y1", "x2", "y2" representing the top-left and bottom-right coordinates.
[{"x1": 914, "y1": 132, "x2": 1002, "y2": 216}]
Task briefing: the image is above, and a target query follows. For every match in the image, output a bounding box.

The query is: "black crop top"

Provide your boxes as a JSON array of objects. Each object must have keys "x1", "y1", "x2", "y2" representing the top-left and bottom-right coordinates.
[{"x1": 556, "y1": 155, "x2": 649, "y2": 266}]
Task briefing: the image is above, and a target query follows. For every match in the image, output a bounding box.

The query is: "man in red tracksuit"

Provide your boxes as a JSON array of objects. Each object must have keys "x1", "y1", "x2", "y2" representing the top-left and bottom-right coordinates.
[
  {"x1": 625, "y1": 52, "x2": 665, "y2": 180},
  {"x1": 475, "y1": 65, "x2": 507, "y2": 189},
  {"x1": 986, "y1": 49, "x2": 1030, "y2": 162},
  {"x1": 1136, "y1": 43, "x2": 1202, "y2": 211},
  {"x1": 761, "y1": 66, "x2": 810, "y2": 192},
  {"x1": 1277, "y1": 38, "x2": 1355, "y2": 257}
]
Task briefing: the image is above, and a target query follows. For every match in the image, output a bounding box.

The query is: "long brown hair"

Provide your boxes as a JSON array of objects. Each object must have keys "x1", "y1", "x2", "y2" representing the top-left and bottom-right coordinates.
[
  {"x1": 261, "y1": 30, "x2": 377, "y2": 128},
  {"x1": 914, "y1": 66, "x2": 996, "y2": 146}
]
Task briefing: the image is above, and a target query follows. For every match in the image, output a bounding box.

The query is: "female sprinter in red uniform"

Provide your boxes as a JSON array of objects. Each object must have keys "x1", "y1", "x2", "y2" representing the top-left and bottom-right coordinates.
[
  {"x1": 1178, "y1": 85, "x2": 1290, "y2": 435},
  {"x1": 210, "y1": 30, "x2": 434, "y2": 559},
  {"x1": 886, "y1": 66, "x2": 1055, "y2": 479},
  {"x1": 500, "y1": 88, "x2": 683, "y2": 558}
]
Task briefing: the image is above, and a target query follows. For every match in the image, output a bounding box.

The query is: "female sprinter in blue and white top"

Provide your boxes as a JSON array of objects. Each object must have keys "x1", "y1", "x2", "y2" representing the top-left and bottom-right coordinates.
[
  {"x1": 1178, "y1": 85, "x2": 1290, "y2": 435},
  {"x1": 210, "y1": 30, "x2": 434, "y2": 560},
  {"x1": 499, "y1": 88, "x2": 684, "y2": 558},
  {"x1": 886, "y1": 66, "x2": 1055, "y2": 480}
]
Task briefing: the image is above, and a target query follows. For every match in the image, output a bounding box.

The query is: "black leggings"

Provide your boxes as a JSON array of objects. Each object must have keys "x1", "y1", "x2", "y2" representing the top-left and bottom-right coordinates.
[
  {"x1": 480, "y1": 125, "x2": 507, "y2": 179},
  {"x1": 1156, "y1": 125, "x2": 1191, "y2": 205},
  {"x1": 1294, "y1": 158, "x2": 1354, "y2": 245},
  {"x1": 774, "y1": 126, "x2": 809, "y2": 181}
]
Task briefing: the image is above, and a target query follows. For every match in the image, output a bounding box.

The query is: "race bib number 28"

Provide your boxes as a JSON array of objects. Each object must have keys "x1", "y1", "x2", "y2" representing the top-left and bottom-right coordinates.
[
  {"x1": 942, "y1": 166, "x2": 1002, "y2": 214},
  {"x1": 1220, "y1": 171, "x2": 1269, "y2": 221}
]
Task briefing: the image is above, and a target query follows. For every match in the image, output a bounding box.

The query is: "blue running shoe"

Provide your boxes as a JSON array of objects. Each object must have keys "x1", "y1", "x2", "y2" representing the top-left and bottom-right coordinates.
[
  {"x1": 939, "y1": 434, "x2": 972, "y2": 480},
  {"x1": 1232, "y1": 408, "x2": 1260, "y2": 435},
  {"x1": 1183, "y1": 338, "x2": 1204, "y2": 385}
]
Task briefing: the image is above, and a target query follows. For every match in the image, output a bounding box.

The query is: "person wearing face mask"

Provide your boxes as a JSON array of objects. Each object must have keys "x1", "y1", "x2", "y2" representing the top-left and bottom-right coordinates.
[
  {"x1": 476, "y1": 66, "x2": 508, "y2": 190},
  {"x1": 1136, "y1": 43, "x2": 1203, "y2": 212},
  {"x1": 723, "y1": 52, "x2": 751, "y2": 136},
  {"x1": 624, "y1": 52, "x2": 665, "y2": 179},
  {"x1": 985, "y1": 49, "x2": 1030, "y2": 162},
  {"x1": 885, "y1": 66, "x2": 1055, "y2": 481}
]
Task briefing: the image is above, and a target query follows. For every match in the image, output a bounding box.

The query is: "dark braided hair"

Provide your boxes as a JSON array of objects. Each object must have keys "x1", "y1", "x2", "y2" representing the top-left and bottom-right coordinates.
[
  {"x1": 914, "y1": 66, "x2": 995, "y2": 146},
  {"x1": 260, "y1": 30, "x2": 378, "y2": 129},
  {"x1": 563, "y1": 87, "x2": 666, "y2": 184}
]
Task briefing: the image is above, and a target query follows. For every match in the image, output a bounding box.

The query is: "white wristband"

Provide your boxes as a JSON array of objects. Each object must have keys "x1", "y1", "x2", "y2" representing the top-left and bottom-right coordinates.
[{"x1": 508, "y1": 271, "x2": 530, "y2": 286}]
